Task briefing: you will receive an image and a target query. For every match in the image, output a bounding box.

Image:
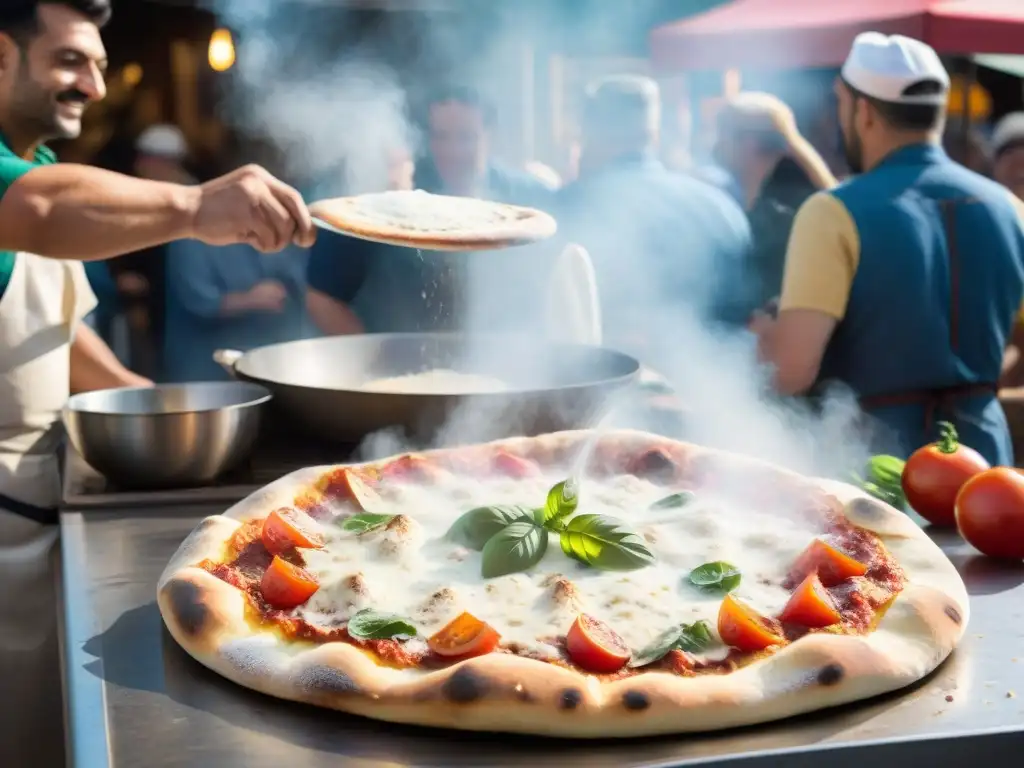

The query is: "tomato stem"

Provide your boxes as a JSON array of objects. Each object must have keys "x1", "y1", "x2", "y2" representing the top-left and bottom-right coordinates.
[{"x1": 936, "y1": 421, "x2": 959, "y2": 455}]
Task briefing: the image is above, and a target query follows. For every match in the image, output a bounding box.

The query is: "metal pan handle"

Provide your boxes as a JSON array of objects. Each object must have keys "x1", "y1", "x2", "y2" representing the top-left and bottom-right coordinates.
[{"x1": 213, "y1": 349, "x2": 244, "y2": 378}]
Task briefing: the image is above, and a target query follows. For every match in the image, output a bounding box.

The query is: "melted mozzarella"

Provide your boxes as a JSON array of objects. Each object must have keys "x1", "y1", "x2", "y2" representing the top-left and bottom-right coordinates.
[
  {"x1": 360, "y1": 370, "x2": 508, "y2": 394},
  {"x1": 349, "y1": 190, "x2": 522, "y2": 233},
  {"x1": 296, "y1": 471, "x2": 826, "y2": 661}
]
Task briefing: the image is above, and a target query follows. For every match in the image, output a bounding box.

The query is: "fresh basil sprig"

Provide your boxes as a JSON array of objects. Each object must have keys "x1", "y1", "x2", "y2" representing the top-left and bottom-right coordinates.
[
  {"x1": 447, "y1": 505, "x2": 536, "y2": 550},
  {"x1": 559, "y1": 514, "x2": 655, "y2": 571},
  {"x1": 650, "y1": 491, "x2": 696, "y2": 510},
  {"x1": 629, "y1": 620, "x2": 714, "y2": 668},
  {"x1": 688, "y1": 561, "x2": 742, "y2": 594},
  {"x1": 341, "y1": 512, "x2": 395, "y2": 534},
  {"x1": 346, "y1": 609, "x2": 418, "y2": 641},
  {"x1": 467, "y1": 480, "x2": 655, "y2": 579},
  {"x1": 481, "y1": 521, "x2": 549, "y2": 578}
]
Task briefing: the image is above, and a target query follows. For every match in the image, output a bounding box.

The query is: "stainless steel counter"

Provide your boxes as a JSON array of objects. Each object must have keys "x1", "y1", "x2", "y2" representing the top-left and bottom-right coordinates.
[{"x1": 61, "y1": 505, "x2": 1024, "y2": 768}]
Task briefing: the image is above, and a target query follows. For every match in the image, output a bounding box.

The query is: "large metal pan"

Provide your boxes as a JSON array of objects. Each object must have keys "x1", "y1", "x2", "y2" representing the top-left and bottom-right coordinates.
[{"x1": 215, "y1": 333, "x2": 640, "y2": 445}]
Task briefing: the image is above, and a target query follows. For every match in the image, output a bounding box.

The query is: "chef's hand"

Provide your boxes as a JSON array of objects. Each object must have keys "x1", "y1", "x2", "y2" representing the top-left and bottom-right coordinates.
[
  {"x1": 191, "y1": 165, "x2": 316, "y2": 252},
  {"x1": 244, "y1": 279, "x2": 288, "y2": 313}
]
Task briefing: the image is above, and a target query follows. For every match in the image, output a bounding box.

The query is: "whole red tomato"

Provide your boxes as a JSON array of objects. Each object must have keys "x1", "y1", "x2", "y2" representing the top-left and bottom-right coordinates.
[
  {"x1": 955, "y1": 468, "x2": 1024, "y2": 560},
  {"x1": 902, "y1": 422, "x2": 989, "y2": 526}
]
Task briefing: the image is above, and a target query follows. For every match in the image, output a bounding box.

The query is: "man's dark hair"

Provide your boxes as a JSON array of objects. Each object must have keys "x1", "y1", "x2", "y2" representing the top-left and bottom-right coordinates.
[
  {"x1": 425, "y1": 84, "x2": 496, "y2": 127},
  {"x1": 844, "y1": 78, "x2": 945, "y2": 132},
  {"x1": 0, "y1": 0, "x2": 111, "y2": 43}
]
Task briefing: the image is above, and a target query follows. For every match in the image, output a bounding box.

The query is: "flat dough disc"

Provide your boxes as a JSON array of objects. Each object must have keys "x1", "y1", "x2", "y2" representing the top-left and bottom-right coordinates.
[{"x1": 309, "y1": 190, "x2": 558, "y2": 251}]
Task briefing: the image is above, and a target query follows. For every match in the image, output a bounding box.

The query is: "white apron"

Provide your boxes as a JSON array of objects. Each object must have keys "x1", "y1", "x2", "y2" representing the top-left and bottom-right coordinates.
[{"x1": 0, "y1": 251, "x2": 95, "y2": 768}]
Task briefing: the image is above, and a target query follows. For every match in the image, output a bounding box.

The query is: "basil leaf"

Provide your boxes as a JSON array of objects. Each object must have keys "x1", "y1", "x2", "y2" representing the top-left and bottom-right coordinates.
[
  {"x1": 628, "y1": 626, "x2": 682, "y2": 668},
  {"x1": 541, "y1": 479, "x2": 579, "y2": 528},
  {"x1": 481, "y1": 521, "x2": 549, "y2": 578},
  {"x1": 627, "y1": 620, "x2": 715, "y2": 668},
  {"x1": 559, "y1": 514, "x2": 655, "y2": 571},
  {"x1": 688, "y1": 561, "x2": 742, "y2": 593},
  {"x1": 447, "y1": 505, "x2": 535, "y2": 550},
  {"x1": 650, "y1": 491, "x2": 696, "y2": 510},
  {"x1": 341, "y1": 512, "x2": 394, "y2": 534},
  {"x1": 676, "y1": 619, "x2": 714, "y2": 652},
  {"x1": 346, "y1": 609, "x2": 418, "y2": 641}
]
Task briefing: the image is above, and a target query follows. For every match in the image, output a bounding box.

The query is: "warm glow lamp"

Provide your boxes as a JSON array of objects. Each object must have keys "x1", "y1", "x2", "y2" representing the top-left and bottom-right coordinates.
[{"x1": 208, "y1": 28, "x2": 235, "y2": 73}]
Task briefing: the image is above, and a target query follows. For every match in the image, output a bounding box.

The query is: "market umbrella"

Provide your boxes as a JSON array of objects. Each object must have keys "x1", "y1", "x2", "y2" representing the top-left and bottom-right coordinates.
[{"x1": 650, "y1": 0, "x2": 1024, "y2": 71}]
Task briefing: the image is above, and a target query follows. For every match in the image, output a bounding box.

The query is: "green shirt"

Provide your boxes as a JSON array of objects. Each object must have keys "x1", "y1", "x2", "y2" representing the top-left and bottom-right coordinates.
[{"x1": 0, "y1": 138, "x2": 57, "y2": 300}]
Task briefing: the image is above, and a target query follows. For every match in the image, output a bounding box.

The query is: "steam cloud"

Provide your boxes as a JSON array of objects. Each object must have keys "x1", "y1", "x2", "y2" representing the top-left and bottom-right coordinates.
[
  {"x1": 203, "y1": 0, "x2": 872, "y2": 484},
  {"x1": 202, "y1": 0, "x2": 416, "y2": 194}
]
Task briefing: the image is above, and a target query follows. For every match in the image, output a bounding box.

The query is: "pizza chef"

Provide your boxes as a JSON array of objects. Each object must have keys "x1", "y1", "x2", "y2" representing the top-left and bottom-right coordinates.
[
  {"x1": 751, "y1": 32, "x2": 1024, "y2": 467},
  {"x1": 0, "y1": 3, "x2": 315, "y2": 765}
]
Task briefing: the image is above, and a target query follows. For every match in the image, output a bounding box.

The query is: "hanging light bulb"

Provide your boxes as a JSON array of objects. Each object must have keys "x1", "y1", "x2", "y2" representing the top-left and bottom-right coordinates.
[{"x1": 208, "y1": 27, "x2": 235, "y2": 73}]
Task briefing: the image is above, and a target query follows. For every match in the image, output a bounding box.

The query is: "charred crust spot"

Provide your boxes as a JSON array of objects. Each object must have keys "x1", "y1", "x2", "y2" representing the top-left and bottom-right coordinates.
[
  {"x1": 294, "y1": 665, "x2": 361, "y2": 696},
  {"x1": 817, "y1": 663, "x2": 845, "y2": 687},
  {"x1": 559, "y1": 688, "x2": 583, "y2": 710},
  {"x1": 631, "y1": 448, "x2": 677, "y2": 479},
  {"x1": 622, "y1": 690, "x2": 651, "y2": 711},
  {"x1": 944, "y1": 604, "x2": 963, "y2": 625},
  {"x1": 345, "y1": 573, "x2": 369, "y2": 596},
  {"x1": 165, "y1": 579, "x2": 209, "y2": 637},
  {"x1": 441, "y1": 667, "x2": 490, "y2": 704}
]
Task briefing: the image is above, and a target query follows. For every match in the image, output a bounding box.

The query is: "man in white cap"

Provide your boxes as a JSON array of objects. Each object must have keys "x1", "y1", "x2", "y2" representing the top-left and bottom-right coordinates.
[{"x1": 751, "y1": 32, "x2": 1024, "y2": 466}]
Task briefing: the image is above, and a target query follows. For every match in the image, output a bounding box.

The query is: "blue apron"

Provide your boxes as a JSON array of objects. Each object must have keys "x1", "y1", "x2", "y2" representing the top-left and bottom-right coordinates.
[{"x1": 818, "y1": 144, "x2": 1024, "y2": 466}]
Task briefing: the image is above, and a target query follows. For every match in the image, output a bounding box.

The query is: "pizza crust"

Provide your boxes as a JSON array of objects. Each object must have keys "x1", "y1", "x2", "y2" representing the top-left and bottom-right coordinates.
[
  {"x1": 309, "y1": 191, "x2": 558, "y2": 251},
  {"x1": 158, "y1": 430, "x2": 968, "y2": 738}
]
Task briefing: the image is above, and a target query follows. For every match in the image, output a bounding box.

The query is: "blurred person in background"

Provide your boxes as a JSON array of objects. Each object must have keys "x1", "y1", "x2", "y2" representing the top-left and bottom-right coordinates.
[
  {"x1": 415, "y1": 85, "x2": 554, "y2": 209},
  {"x1": 0, "y1": 3, "x2": 316, "y2": 765},
  {"x1": 991, "y1": 113, "x2": 1024, "y2": 387},
  {"x1": 752, "y1": 33, "x2": 1024, "y2": 467},
  {"x1": 943, "y1": 122, "x2": 991, "y2": 177},
  {"x1": 555, "y1": 75, "x2": 753, "y2": 366},
  {"x1": 309, "y1": 86, "x2": 557, "y2": 337},
  {"x1": 107, "y1": 124, "x2": 197, "y2": 379},
  {"x1": 164, "y1": 239, "x2": 312, "y2": 382},
  {"x1": 713, "y1": 92, "x2": 836, "y2": 314},
  {"x1": 991, "y1": 112, "x2": 1024, "y2": 200}
]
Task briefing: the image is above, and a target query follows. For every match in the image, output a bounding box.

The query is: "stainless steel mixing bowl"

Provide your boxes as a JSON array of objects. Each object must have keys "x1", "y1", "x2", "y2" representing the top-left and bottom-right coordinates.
[{"x1": 63, "y1": 382, "x2": 273, "y2": 489}]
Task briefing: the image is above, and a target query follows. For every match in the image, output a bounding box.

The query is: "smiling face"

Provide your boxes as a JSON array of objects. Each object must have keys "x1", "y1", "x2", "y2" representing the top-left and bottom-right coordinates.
[{"x1": 0, "y1": 3, "x2": 107, "y2": 145}]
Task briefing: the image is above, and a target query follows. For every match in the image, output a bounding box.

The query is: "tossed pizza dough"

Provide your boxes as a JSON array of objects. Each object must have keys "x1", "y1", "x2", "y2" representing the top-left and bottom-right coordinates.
[
  {"x1": 361, "y1": 369, "x2": 508, "y2": 394},
  {"x1": 158, "y1": 429, "x2": 968, "y2": 739},
  {"x1": 309, "y1": 190, "x2": 557, "y2": 251}
]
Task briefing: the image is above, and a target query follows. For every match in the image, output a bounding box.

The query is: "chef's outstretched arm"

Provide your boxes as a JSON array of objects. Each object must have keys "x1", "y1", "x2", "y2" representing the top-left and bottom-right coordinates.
[
  {"x1": 0, "y1": 163, "x2": 316, "y2": 261},
  {"x1": 752, "y1": 192, "x2": 856, "y2": 394}
]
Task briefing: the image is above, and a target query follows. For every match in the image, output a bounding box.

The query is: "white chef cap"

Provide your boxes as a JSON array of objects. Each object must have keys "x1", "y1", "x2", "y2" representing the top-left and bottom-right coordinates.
[{"x1": 841, "y1": 32, "x2": 950, "y2": 105}]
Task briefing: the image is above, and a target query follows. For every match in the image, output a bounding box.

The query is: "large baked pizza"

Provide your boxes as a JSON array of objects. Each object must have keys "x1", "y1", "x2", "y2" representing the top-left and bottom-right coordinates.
[
  {"x1": 158, "y1": 429, "x2": 968, "y2": 738},
  {"x1": 309, "y1": 190, "x2": 557, "y2": 250}
]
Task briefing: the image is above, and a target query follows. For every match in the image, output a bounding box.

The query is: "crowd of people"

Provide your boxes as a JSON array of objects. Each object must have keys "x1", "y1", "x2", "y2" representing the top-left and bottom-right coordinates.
[{"x1": 4, "y1": 1, "x2": 1024, "y2": 765}]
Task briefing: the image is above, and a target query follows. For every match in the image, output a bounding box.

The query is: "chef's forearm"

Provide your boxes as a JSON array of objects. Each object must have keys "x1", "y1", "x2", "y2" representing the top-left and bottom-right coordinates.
[
  {"x1": 0, "y1": 164, "x2": 198, "y2": 261},
  {"x1": 70, "y1": 324, "x2": 152, "y2": 393}
]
